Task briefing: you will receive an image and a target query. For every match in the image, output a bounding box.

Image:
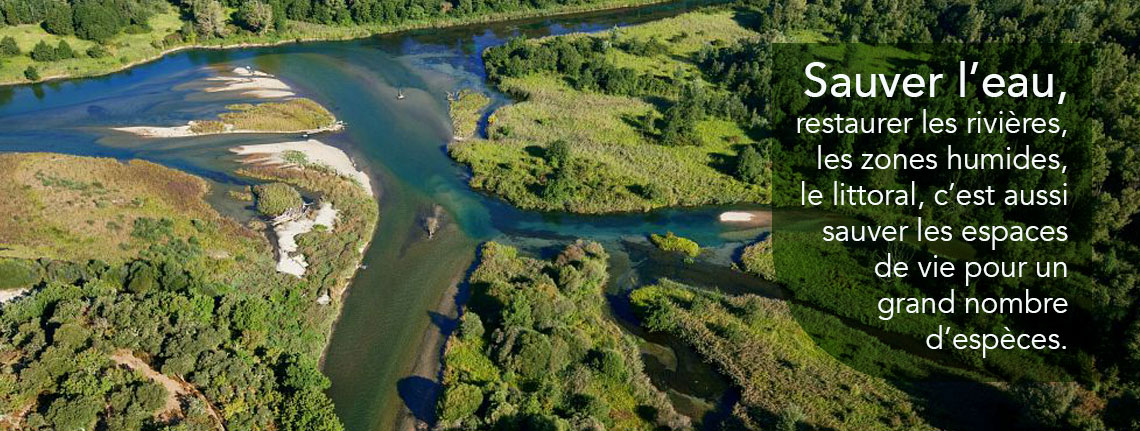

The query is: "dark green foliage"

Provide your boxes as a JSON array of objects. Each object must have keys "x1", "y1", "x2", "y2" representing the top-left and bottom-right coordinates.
[
  {"x1": 130, "y1": 217, "x2": 174, "y2": 242},
  {"x1": 236, "y1": 0, "x2": 273, "y2": 34},
  {"x1": 85, "y1": 44, "x2": 110, "y2": 58},
  {"x1": 23, "y1": 65, "x2": 38, "y2": 80},
  {"x1": 55, "y1": 40, "x2": 74, "y2": 59},
  {"x1": 544, "y1": 139, "x2": 570, "y2": 169},
  {"x1": 0, "y1": 258, "x2": 40, "y2": 290},
  {"x1": 30, "y1": 40, "x2": 57, "y2": 61},
  {"x1": 72, "y1": 0, "x2": 131, "y2": 42},
  {"x1": 436, "y1": 241, "x2": 688, "y2": 430},
  {"x1": 735, "y1": 144, "x2": 767, "y2": 184},
  {"x1": 41, "y1": 0, "x2": 73, "y2": 35},
  {"x1": 0, "y1": 36, "x2": 19, "y2": 56}
]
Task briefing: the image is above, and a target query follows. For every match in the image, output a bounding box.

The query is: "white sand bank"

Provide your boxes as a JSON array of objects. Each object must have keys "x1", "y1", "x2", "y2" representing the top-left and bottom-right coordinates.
[
  {"x1": 232, "y1": 139, "x2": 373, "y2": 196},
  {"x1": 204, "y1": 67, "x2": 295, "y2": 98},
  {"x1": 274, "y1": 202, "x2": 339, "y2": 277},
  {"x1": 719, "y1": 210, "x2": 772, "y2": 226},
  {"x1": 0, "y1": 288, "x2": 29, "y2": 304}
]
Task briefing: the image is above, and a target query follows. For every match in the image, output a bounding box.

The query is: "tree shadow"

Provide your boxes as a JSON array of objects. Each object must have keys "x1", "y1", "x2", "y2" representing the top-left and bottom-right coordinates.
[{"x1": 397, "y1": 376, "x2": 440, "y2": 424}]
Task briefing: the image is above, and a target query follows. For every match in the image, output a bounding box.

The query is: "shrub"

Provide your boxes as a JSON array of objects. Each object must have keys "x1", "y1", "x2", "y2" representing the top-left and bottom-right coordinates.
[
  {"x1": 459, "y1": 312, "x2": 485, "y2": 341},
  {"x1": 545, "y1": 139, "x2": 571, "y2": 168},
  {"x1": 86, "y1": 45, "x2": 111, "y2": 58},
  {"x1": 735, "y1": 145, "x2": 768, "y2": 184},
  {"x1": 56, "y1": 40, "x2": 75, "y2": 59},
  {"x1": 0, "y1": 258, "x2": 40, "y2": 290},
  {"x1": 253, "y1": 182, "x2": 303, "y2": 217},
  {"x1": 24, "y1": 65, "x2": 40, "y2": 81},
  {"x1": 649, "y1": 232, "x2": 700, "y2": 259},
  {"x1": 740, "y1": 237, "x2": 775, "y2": 280},
  {"x1": 30, "y1": 40, "x2": 57, "y2": 62},
  {"x1": 0, "y1": 36, "x2": 19, "y2": 56}
]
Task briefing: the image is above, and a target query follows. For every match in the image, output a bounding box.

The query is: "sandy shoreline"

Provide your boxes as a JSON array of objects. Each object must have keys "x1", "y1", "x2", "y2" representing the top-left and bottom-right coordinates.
[
  {"x1": 0, "y1": 288, "x2": 29, "y2": 304},
  {"x1": 719, "y1": 210, "x2": 772, "y2": 227},
  {"x1": 203, "y1": 67, "x2": 296, "y2": 98},
  {"x1": 273, "y1": 201, "x2": 339, "y2": 277},
  {"x1": 113, "y1": 122, "x2": 343, "y2": 138},
  {"x1": 231, "y1": 139, "x2": 373, "y2": 197}
]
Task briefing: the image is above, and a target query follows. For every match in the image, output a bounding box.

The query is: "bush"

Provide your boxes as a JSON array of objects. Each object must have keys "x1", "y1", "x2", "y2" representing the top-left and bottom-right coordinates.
[
  {"x1": 30, "y1": 40, "x2": 57, "y2": 62},
  {"x1": 86, "y1": 45, "x2": 111, "y2": 58},
  {"x1": 740, "y1": 237, "x2": 775, "y2": 280},
  {"x1": 735, "y1": 145, "x2": 768, "y2": 184},
  {"x1": 649, "y1": 232, "x2": 700, "y2": 259},
  {"x1": 0, "y1": 258, "x2": 41, "y2": 290},
  {"x1": 24, "y1": 65, "x2": 40, "y2": 81},
  {"x1": 545, "y1": 139, "x2": 571, "y2": 168},
  {"x1": 56, "y1": 40, "x2": 75, "y2": 59},
  {"x1": 253, "y1": 182, "x2": 303, "y2": 217},
  {"x1": 0, "y1": 36, "x2": 19, "y2": 56}
]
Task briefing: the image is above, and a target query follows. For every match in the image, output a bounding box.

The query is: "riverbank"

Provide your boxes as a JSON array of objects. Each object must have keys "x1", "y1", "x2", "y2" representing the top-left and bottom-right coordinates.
[{"x1": 0, "y1": 0, "x2": 680, "y2": 87}]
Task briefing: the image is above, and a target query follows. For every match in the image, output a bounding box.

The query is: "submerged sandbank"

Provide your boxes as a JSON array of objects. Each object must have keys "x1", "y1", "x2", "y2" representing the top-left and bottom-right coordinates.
[{"x1": 203, "y1": 67, "x2": 297, "y2": 98}]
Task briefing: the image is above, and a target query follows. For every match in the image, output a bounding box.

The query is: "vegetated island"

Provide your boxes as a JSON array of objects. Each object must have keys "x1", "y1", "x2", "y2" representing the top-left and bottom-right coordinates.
[
  {"x1": 115, "y1": 98, "x2": 341, "y2": 137},
  {"x1": 0, "y1": 147, "x2": 376, "y2": 430},
  {"x1": 435, "y1": 241, "x2": 690, "y2": 430},
  {"x1": 0, "y1": 0, "x2": 673, "y2": 85},
  {"x1": 448, "y1": 10, "x2": 773, "y2": 213}
]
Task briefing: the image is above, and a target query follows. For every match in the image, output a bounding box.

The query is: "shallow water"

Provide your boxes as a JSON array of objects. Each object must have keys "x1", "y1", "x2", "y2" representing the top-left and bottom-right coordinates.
[{"x1": 0, "y1": 2, "x2": 777, "y2": 430}]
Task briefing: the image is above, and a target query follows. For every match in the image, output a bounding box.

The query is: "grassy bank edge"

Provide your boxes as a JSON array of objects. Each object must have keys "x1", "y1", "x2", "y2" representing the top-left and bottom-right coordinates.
[{"x1": 0, "y1": 0, "x2": 676, "y2": 87}]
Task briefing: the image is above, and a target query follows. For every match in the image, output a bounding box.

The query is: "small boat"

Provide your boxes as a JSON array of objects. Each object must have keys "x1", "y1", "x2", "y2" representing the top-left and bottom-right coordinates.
[{"x1": 396, "y1": 88, "x2": 406, "y2": 100}]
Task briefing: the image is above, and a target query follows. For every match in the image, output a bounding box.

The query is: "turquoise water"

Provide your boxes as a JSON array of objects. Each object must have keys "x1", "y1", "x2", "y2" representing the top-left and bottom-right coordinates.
[{"x1": 0, "y1": 2, "x2": 771, "y2": 430}]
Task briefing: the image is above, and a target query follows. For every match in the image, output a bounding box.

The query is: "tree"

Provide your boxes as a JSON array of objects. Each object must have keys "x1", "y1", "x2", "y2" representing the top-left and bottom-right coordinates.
[
  {"x1": 277, "y1": 389, "x2": 343, "y2": 431},
  {"x1": 41, "y1": 1, "x2": 74, "y2": 35},
  {"x1": 237, "y1": 0, "x2": 274, "y2": 34},
  {"x1": 735, "y1": 145, "x2": 767, "y2": 184},
  {"x1": 192, "y1": 0, "x2": 229, "y2": 38},
  {"x1": 56, "y1": 40, "x2": 75, "y2": 59},
  {"x1": 72, "y1": 0, "x2": 125, "y2": 42},
  {"x1": 0, "y1": 36, "x2": 19, "y2": 56},
  {"x1": 24, "y1": 65, "x2": 39, "y2": 80},
  {"x1": 30, "y1": 40, "x2": 57, "y2": 61},
  {"x1": 253, "y1": 183, "x2": 303, "y2": 217},
  {"x1": 545, "y1": 139, "x2": 571, "y2": 168}
]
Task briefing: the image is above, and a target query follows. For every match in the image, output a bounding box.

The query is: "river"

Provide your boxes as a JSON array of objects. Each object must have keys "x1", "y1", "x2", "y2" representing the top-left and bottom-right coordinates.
[{"x1": 0, "y1": 2, "x2": 776, "y2": 431}]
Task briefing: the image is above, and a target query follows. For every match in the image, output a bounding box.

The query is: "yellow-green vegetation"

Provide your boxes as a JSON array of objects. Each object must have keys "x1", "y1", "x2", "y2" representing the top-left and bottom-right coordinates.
[
  {"x1": 0, "y1": 152, "x2": 377, "y2": 431},
  {"x1": 649, "y1": 232, "x2": 700, "y2": 259},
  {"x1": 0, "y1": 9, "x2": 184, "y2": 84},
  {"x1": 437, "y1": 241, "x2": 689, "y2": 430},
  {"x1": 252, "y1": 182, "x2": 303, "y2": 217},
  {"x1": 738, "y1": 237, "x2": 773, "y2": 280},
  {"x1": 0, "y1": 0, "x2": 673, "y2": 85},
  {"x1": 449, "y1": 11, "x2": 771, "y2": 213},
  {"x1": 189, "y1": 98, "x2": 338, "y2": 134},
  {"x1": 0, "y1": 152, "x2": 264, "y2": 265},
  {"x1": 0, "y1": 257, "x2": 39, "y2": 290},
  {"x1": 449, "y1": 89, "x2": 491, "y2": 140},
  {"x1": 630, "y1": 281, "x2": 928, "y2": 431}
]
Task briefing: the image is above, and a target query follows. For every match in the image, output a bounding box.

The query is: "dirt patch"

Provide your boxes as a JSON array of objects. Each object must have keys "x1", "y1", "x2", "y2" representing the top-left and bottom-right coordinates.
[{"x1": 110, "y1": 350, "x2": 225, "y2": 429}]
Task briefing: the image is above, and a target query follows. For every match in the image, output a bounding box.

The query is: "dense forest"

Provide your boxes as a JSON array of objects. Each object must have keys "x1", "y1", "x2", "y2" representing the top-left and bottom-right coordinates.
[
  {"x1": 0, "y1": 153, "x2": 377, "y2": 431},
  {"x1": 435, "y1": 241, "x2": 689, "y2": 430}
]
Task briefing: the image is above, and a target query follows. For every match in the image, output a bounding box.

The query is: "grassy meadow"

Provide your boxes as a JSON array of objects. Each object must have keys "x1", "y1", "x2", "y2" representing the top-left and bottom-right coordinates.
[
  {"x1": 0, "y1": 152, "x2": 265, "y2": 266},
  {"x1": 0, "y1": 0, "x2": 673, "y2": 85},
  {"x1": 190, "y1": 98, "x2": 338, "y2": 134},
  {"x1": 449, "y1": 11, "x2": 771, "y2": 213},
  {"x1": 449, "y1": 89, "x2": 492, "y2": 140}
]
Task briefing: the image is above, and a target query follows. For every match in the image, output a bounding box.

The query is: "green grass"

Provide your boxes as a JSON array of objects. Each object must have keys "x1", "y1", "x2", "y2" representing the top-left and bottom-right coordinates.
[
  {"x1": 190, "y1": 99, "x2": 338, "y2": 134},
  {"x1": 0, "y1": 152, "x2": 266, "y2": 266},
  {"x1": 449, "y1": 11, "x2": 771, "y2": 213},
  {"x1": 0, "y1": 9, "x2": 184, "y2": 84},
  {"x1": 737, "y1": 237, "x2": 773, "y2": 280},
  {"x1": 449, "y1": 89, "x2": 491, "y2": 140},
  {"x1": 0, "y1": 0, "x2": 674, "y2": 85}
]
